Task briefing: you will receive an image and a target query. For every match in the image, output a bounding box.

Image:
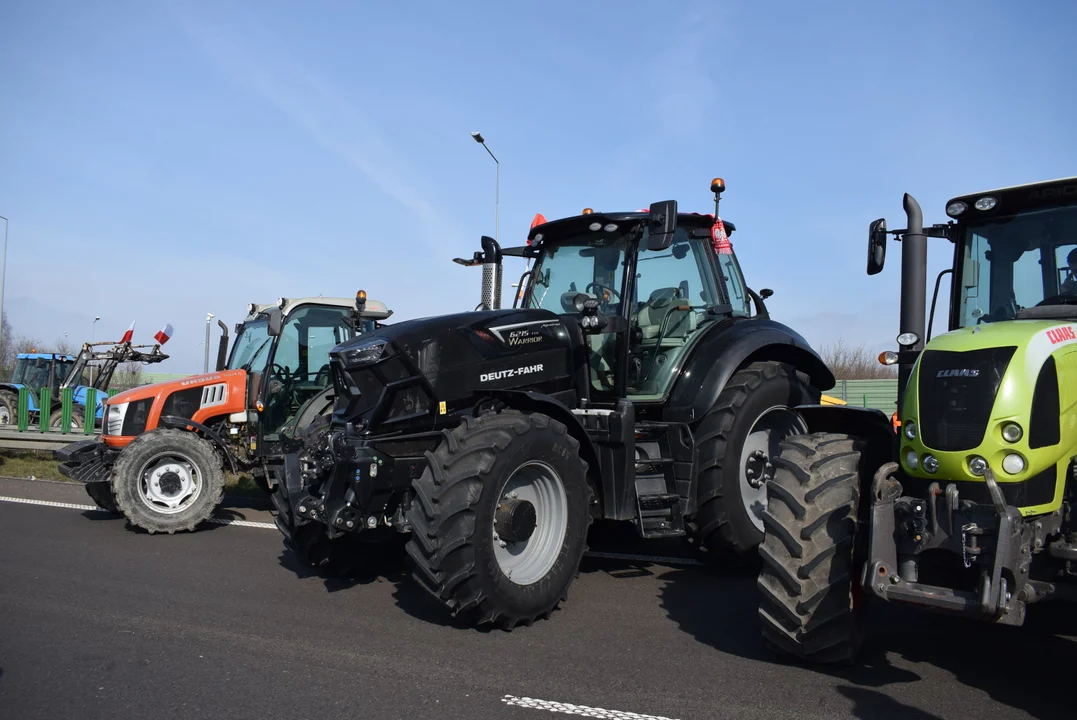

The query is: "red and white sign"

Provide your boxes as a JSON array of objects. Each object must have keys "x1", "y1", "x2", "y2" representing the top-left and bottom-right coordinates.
[
  {"x1": 154, "y1": 323, "x2": 174, "y2": 345},
  {"x1": 120, "y1": 321, "x2": 135, "y2": 344},
  {"x1": 711, "y1": 218, "x2": 733, "y2": 255}
]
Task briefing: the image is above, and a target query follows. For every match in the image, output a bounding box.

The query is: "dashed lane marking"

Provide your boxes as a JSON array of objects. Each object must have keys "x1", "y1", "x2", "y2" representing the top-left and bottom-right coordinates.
[
  {"x1": 0, "y1": 495, "x2": 703, "y2": 565},
  {"x1": 503, "y1": 695, "x2": 681, "y2": 719}
]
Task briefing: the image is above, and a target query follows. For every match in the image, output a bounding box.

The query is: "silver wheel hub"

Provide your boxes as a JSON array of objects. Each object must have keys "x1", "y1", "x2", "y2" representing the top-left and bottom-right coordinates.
[
  {"x1": 0, "y1": 405, "x2": 10, "y2": 425},
  {"x1": 138, "y1": 456, "x2": 202, "y2": 515},
  {"x1": 492, "y1": 461, "x2": 568, "y2": 586},
  {"x1": 741, "y1": 406, "x2": 808, "y2": 532}
]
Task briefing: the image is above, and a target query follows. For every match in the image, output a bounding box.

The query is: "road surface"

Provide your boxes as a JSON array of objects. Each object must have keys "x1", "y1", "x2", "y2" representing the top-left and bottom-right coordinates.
[{"x1": 0, "y1": 477, "x2": 1073, "y2": 720}]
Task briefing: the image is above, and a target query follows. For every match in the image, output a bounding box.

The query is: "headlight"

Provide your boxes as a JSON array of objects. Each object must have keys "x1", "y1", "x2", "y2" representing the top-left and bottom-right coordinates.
[
  {"x1": 1002, "y1": 422, "x2": 1023, "y2": 443},
  {"x1": 974, "y1": 196, "x2": 998, "y2": 211},
  {"x1": 105, "y1": 402, "x2": 129, "y2": 436},
  {"x1": 905, "y1": 449, "x2": 919, "y2": 470},
  {"x1": 968, "y1": 456, "x2": 988, "y2": 476},
  {"x1": 340, "y1": 338, "x2": 390, "y2": 368},
  {"x1": 897, "y1": 332, "x2": 919, "y2": 347},
  {"x1": 904, "y1": 421, "x2": 917, "y2": 440},
  {"x1": 1002, "y1": 453, "x2": 1025, "y2": 475},
  {"x1": 922, "y1": 454, "x2": 938, "y2": 473},
  {"x1": 946, "y1": 201, "x2": 967, "y2": 217}
]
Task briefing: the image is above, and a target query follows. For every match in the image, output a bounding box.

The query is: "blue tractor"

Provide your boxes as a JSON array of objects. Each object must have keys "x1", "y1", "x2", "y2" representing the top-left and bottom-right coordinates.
[
  {"x1": 0, "y1": 338, "x2": 170, "y2": 430},
  {"x1": 0, "y1": 352, "x2": 80, "y2": 427}
]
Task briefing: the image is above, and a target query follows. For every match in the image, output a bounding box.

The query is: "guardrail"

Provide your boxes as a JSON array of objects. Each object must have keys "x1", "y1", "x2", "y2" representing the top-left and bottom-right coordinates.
[{"x1": 0, "y1": 387, "x2": 122, "y2": 451}]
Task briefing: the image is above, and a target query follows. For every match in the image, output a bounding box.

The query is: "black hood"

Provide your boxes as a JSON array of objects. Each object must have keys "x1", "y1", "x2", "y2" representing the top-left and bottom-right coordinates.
[{"x1": 328, "y1": 307, "x2": 580, "y2": 431}]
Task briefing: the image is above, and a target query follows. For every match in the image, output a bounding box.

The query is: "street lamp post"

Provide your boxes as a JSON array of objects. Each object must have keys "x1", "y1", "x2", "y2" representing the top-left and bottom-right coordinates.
[
  {"x1": 470, "y1": 132, "x2": 499, "y2": 245},
  {"x1": 0, "y1": 215, "x2": 8, "y2": 355},
  {"x1": 90, "y1": 316, "x2": 100, "y2": 385},
  {"x1": 204, "y1": 313, "x2": 215, "y2": 373}
]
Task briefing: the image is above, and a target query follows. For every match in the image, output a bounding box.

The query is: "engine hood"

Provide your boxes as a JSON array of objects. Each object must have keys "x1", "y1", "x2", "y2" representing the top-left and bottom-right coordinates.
[
  {"x1": 328, "y1": 307, "x2": 578, "y2": 430},
  {"x1": 106, "y1": 369, "x2": 249, "y2": 405}
]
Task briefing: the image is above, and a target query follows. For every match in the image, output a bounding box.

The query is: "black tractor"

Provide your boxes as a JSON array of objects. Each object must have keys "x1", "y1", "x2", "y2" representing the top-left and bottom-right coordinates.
[{"x1": 272, "y1": 179, "x2": 835, "y2": 628}]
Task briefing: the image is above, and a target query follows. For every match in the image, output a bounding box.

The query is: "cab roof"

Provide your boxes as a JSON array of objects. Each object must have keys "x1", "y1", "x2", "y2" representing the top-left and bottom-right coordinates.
[
  {"x1": 526, "y1": 210, "x2": 731, "y2": 242},
  {"x1": 243, "y1": 296, "x2": 393, "y2": 322},
  {"x1": 947, "y1": 176, "x2": 1077, "y2": 218}
]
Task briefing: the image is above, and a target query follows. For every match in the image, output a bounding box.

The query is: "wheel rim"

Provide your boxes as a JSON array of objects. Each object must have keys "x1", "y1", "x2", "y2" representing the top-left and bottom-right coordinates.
[
  {"x1": 136, "y1": 453, "x2": 203, "y2": 515},
  {"x1": 492, "y1": 460, "x2": 568, "y2": 586},
  {"x1": 741, "y1": 406, "x2": 808, "y2": 532},
  {"x1": 51, "y1": 415, "x2": 80, "y2": 429},
  {"x1": 0, "y1": 404, "x2": 10, "y2": 425}
]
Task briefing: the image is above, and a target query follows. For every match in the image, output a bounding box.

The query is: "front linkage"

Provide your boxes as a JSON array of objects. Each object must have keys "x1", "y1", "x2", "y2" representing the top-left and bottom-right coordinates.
[{"x1": 863, "y1": 462, "x2": 1060, "y2": 626}]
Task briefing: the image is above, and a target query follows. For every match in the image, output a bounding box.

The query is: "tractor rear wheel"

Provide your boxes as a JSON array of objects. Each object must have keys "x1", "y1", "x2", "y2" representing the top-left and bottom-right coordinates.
[
  {"x1": 405, "y1": 410, "x2": 591, "y2": 629},
  {"x1": 85, "y1": 481, "x2": 120, "y2": 514},
  {"x1": 0, "y1": 389, "x2": 17, "y2": 426},
  {"x1": 111, "y1": 429, "x2": 226, "y2": 534},
  {"x1": 689, "y1": 361, "x2": 815, "y2": 563},
  {"x1": 757, "y1": 432, "x2": 865, "y2": 664}
]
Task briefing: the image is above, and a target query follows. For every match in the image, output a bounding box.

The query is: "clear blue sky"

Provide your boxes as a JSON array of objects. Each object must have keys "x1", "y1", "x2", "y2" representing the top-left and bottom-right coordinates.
[{"x1": 2, "y1": 0, "x2": 1075, "y2": 373}]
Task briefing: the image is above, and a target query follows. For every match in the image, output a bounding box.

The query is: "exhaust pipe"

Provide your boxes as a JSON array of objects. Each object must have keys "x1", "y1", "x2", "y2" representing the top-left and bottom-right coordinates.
[
  {"x1": 215, "y1": 319, "x2": 229, "y2": 372},
  {"x1": 898, "y1": 193, "x2": 928, "y2": 409},
  {"x1": 480, "y1": 235, "x2": 502, "y2": 310}
]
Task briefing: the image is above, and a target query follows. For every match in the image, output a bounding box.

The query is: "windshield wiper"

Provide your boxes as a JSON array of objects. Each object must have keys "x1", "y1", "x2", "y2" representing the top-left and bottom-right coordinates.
[{"x1": 241, "y1": 338, "x2": 273, "y2": 372}]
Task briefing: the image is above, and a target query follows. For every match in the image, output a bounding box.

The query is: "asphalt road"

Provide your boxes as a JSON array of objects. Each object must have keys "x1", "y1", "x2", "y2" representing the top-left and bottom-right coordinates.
[{"x1": 1, "y1": 477, "x2": 1074, "y2": 720}]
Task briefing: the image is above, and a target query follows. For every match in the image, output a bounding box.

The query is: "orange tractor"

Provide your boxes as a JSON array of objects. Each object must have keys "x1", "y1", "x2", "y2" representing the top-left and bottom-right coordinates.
[{"x1": 56, "y1": 293, "x2": 392, "y2": 533}]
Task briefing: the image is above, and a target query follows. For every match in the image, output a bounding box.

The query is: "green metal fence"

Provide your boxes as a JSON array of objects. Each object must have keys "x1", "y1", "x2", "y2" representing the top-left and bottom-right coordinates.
[
  {"x1": 822, "y1": 379, "x2": 899, "y2": 415},
  {"x1": 14, "y1": 386, "x2": 121, "y2": 434}
]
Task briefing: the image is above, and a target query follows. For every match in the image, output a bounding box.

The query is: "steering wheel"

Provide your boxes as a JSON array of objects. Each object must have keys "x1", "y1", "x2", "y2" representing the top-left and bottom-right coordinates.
[{"x1": 585, "y1": 282, "x2": 621, "y2": 310}]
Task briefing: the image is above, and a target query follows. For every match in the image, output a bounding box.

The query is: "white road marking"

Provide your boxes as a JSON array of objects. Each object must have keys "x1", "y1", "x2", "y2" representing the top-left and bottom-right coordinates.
[
  {"x1": 0, "y1": 495, "x2": 701, "y2": 565},
  {"x1": 0, "y1": 496, "x2": 277, "y2": 529},
  {"x1": 503, "y1": 695, "x2": 681, "y2": 719}
]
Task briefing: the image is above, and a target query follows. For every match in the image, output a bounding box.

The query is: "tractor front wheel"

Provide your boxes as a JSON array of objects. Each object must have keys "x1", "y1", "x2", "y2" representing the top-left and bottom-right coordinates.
[
  {"x1": 405, "y1": 410, "x2": 591, "y2": 629},
  {"x1": 0, "y1": 389, "x2": 17, "y2": 426},
  {"x1": 111, "y1": 429, "x2": 226, "y2": 534},
  {"x1": 757, "y1": 432, "x2": 865, "y2": 664},
  {"x1": 49, "y1": 407, "x2": 85, "y2": 431}
]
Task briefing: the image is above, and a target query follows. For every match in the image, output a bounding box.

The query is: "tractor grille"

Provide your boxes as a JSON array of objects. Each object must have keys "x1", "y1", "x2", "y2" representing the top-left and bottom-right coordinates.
[{"x1": 918, "y1": 346, "x2": 1016, "y2": 451}]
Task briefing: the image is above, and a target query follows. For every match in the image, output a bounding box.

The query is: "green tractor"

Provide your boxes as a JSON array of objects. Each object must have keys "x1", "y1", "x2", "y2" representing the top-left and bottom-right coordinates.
[{"x1": 758, "y1": 177, "x2": 1077, "y2": 663}]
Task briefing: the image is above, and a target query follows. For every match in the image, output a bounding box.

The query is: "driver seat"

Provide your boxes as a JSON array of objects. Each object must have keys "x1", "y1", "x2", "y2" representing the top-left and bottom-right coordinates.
[{"x1": 636, "y1": 288, "x2": 696, "y2": 345}]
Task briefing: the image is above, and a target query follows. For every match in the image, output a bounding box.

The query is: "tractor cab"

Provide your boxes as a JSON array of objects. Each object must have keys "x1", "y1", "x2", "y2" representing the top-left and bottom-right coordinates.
[
  {"x1": 227, "y1": 294, "x2": 394, "y2": 443},
  {"x1": 11, "y1": 352, "x2": 75, "y2": 396},
  {"x1": 506, "y1": 180, "x2": 771, "y2": 404}
]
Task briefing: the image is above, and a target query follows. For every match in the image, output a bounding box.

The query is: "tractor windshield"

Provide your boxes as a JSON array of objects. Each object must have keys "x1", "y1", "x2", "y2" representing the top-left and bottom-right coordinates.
[
  {"x1": 228, "y1": 319, "x2": 272, "y2": 371},
  {"x1": 957, "y1": 204, "x2": 1077, "y2": 326}
]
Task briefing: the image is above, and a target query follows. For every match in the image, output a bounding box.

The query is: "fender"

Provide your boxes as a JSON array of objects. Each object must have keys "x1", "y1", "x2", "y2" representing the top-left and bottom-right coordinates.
[
  {"x1": 795, "y1": 404, "x2": 897, "y2": 479},
  {"x1": 664, "y1": 318, "x2": 835, "y2": 424},
  {"x1": 157, "y1": 415, "x2": 240, "y2": 475},
  {"x1": 487, "y1": 389, "x2": 603, "y2": 506}
]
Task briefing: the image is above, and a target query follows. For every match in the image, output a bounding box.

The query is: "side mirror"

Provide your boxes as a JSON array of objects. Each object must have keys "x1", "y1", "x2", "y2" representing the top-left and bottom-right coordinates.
[
  {"x1": 647, "y1": 200, "x2": 678, "y2": 251},
  {"x1": 760, "y1": 288, "x2": 774, "y2": 300},
  {"x1": 868, "y1": 218, "x2": 887, "y2": 276},
  {"x1": 267, "y1": 308, "x2": 283, "y2": 337}
]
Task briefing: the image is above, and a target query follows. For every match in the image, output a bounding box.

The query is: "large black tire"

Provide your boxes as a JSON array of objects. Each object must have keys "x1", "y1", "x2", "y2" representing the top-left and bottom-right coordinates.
[
  {"x1": 49, "y1": 407, "x2": 85, "y2": 431},
  {"x1": 757, "y1": 432, "x2": 865, "y2": 665},
  {"x1": 111, "y1": 429, "x2": 226, "y2": 534},
  {"x1": 85, "y1": 482, "x2": 120, "y2": 514},
  {"x1": 406, "y1": 410, "x2": 591, "y2": 629},
  {"x1": 0, "y1": 389, "x2": 17, "y2": 426},
  {"x1": 689, "y1": 361, "x2": 816, "y2": 563}
]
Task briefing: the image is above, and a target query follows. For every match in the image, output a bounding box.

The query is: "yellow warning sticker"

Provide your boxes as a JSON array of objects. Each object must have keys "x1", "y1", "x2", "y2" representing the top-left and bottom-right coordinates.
[{"x1": 439, "y1": 401, "x2": 447, "y2": 414}]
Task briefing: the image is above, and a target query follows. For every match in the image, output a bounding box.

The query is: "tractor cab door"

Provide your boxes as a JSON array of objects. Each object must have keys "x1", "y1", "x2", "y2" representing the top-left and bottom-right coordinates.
[
  {"x1": 258, "y1": 305, "x2": 359, "y2": 442},
  {"x1": 523, "y1": 232, "x2": 631, "y2": 403},
  {"x1": 627, "y1": 227, "x2": 730, "y2": 400}
]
